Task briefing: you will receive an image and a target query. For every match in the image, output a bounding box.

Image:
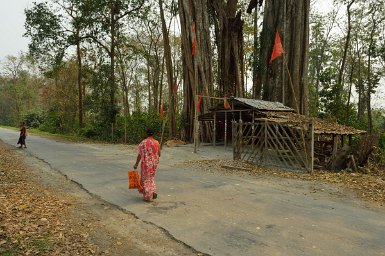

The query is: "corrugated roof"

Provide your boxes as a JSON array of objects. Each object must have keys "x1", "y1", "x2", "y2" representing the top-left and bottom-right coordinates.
[{"x1": 233, "y1": 98, "x2": 294, "y2": 112}]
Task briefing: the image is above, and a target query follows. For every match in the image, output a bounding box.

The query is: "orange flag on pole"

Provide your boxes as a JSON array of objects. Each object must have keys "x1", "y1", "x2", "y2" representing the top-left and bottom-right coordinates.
[
  {"x1": 192, "y1": 36, "x2": 197, "y2": 56},
  {"x1": 160, "y1": 101, "x2": 164, "y2": 118},
  {"x1": 173, "y1": 80, "x2": 178, "y2": 97},
  {"x1": 224, "y1": 97, "x2": 231, "y2": 110},
  {"x1": 196, "y1": 95, "x2": 202, "y2": 113},
  {"x1": 269, "y1": 31, "x2": 285, "y2": 64}
]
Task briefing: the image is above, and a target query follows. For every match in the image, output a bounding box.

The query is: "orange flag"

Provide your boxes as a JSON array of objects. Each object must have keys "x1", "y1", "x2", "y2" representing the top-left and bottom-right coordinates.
[
  {"x1": 269, "y1": 31, "x2": 285, "y2": 64},
  {"x1": 196, "y1": 95, "x2": 202, "y2": 113},
  {"x1": 173, "y1": 79, "x2": 178, "y2": 97},
  {"x1": 160, "y1": 101, "x2": 164, "y2": 118},
  {"x1": 224, "y1": 97, "x2": 231, "y2": 110},
  {"x1": 192, "y1": 36, "x2": 197, "y2": 56}
]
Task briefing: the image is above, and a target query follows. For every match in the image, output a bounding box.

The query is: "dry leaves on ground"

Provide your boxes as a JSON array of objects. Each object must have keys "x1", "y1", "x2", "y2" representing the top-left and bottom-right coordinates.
[
  {"x1": 181, "y1": 159, "x2": 385, "y2": 205},
  {"x1": 0, "y1": 146, "x2": 98, "y2": 255}
]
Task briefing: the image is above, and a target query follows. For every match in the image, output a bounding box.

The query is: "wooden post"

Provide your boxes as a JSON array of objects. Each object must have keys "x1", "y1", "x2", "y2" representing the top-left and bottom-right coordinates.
[
  {"x1": 239, "y1": 119, "x2": 243, "y2": 159},
  {"x1": 111, "y1": 123, "x2": 114, "y2": 141},
  {"x1": 124, "y1": 108, "x2": 127, "y2": 144},
  {"x1": 264, "y1": 120, "x2": 267, "y2": 164},
  {"x1": 332, "y1": 135, "x2": 338, "y2": 158},
  {"x1": 225, "y1": 111, "x2": 228, "y2": 147},
  {"x1": 160, "y1": 117, "x2": 167, "y2": 149},
  {"x1": 252, "y1": 112, "x2": 255, "y2": 152},
  {"x1": 213, "y1": 112, "x2": 216, "y2": 147},
  {"x1": 193, "y1": 94, "x2": 199, "y2": 153},
  {"x1": 232, "y1": 121, "x2": 237, "y2": 160},
  {"x1": 310, "y1": 120, "x2": 314, "y2": 173}
]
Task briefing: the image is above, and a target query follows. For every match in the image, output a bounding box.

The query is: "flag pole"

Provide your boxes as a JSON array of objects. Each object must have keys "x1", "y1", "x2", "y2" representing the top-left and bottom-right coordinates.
[
  {"x1": 282, "y1": 0, "x2": 286, "y2": 105},
  {"x1": 193, "y1": 94, "x2": 198, "y2": 153},
  {"x1": 283, "y1": 57, "x2": 299, "y2": 113}
]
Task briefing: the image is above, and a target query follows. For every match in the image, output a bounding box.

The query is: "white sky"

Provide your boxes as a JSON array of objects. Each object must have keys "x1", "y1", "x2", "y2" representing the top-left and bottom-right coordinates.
[{"x1": 0, "y1": 1, "x2": 35, "y2": 61}]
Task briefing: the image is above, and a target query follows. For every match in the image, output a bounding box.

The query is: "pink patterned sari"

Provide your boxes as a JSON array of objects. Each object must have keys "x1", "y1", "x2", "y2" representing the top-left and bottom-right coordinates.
[{"x1": 138, "y1": 137, "x2": 160, "y2": 201}]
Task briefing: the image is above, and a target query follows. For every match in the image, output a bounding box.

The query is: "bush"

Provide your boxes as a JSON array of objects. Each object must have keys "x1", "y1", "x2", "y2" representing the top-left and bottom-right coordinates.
[
  {"x1": 119, "y1": 112, "x2": 163, "y2": 144},
  {"x1": 379, "y1": 133, "x2": 385, "y2": 150},
  {"x1": 23, "y1": 112, "x2": 44, "y2": 128},
  {"x1": 79, "y1": 125, "x2": 97, "y2": 138}
]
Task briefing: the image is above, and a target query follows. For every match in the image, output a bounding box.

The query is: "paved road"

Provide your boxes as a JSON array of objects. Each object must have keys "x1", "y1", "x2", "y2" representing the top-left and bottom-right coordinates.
[{"x1": 1, "y1": 127, "x2": 385, "y2": 256}]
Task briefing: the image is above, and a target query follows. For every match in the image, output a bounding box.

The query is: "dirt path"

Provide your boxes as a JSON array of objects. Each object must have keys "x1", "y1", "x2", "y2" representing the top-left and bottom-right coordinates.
[{"x1": 0, "y1": 141, "x2": 202, "y2": 255}]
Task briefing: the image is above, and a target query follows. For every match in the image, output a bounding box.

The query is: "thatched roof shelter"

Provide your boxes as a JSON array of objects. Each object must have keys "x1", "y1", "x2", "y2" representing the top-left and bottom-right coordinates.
[
  {"x1": 199, "y1": 97, "x2": 365, "y2": 136},
  {"x1": 198, "y1": 97, "x2": 366, "y2": 171}
]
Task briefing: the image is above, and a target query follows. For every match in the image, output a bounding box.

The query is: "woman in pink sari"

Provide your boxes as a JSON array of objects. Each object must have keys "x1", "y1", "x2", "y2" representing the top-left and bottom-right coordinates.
[{"x1": 133, "y1": 128, "x2": 161, "y2": 201}]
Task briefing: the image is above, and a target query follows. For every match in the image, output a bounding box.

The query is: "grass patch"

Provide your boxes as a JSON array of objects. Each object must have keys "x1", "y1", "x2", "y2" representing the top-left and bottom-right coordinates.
[
  {"x1": 31, "y1": 239, "x2": 54, "y2": 252},
  {"x1": 0, "y1": 248, "x2": 18, "y2": 256}
]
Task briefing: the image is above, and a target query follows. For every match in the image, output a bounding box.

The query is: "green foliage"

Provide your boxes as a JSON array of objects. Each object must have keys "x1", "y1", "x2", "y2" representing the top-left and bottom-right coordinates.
[
  {"x1": 38, "y1": 107, "x2": 63, "y2": 134},
  {"x1": 379, "y1": 133, "x2": 385, "y2": 149},
  {"x1": 23, "y1": 112, "x2": 44, "y2": 128},
  {"x1": 121, "y1": 112, "x2": 163, "y2": 144},
  {"x1": 24, "y1": 2, "x2": 66, "y2": 70},
  {"x1": 38, "y1": 105, "x2": 77, "y2": 135},
  {"x1": 79, "y1": 124, "x2": 97, "y2": 139}
]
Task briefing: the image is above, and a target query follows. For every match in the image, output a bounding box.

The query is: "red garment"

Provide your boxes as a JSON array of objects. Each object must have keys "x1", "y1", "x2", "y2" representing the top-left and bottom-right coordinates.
[
  {"x1": 138, "y1": 137, "x2": 160, "y2": 201},
  {"x1": 20, "y1": 126, "x2": 26, "y2": 137}
]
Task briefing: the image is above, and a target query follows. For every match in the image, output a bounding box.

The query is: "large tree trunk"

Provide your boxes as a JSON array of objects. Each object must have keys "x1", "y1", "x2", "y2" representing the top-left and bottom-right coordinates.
[
  {"x1": 159, "y1": 0, "x2": 176, "y2": 137},
  {"x1": 178, "y1": 0, "x2": 213, "y2": 142},
  {"x1": 367, "y1": 19, "x2": 376, "y2": 134},
  {"x1": 211, "y1": 0, "x2": 245, "y2": 97},
  {"x1": 259, "y1": 0, "x2": 309, "y2": 114},
  {"x1": 337, "y1": 1, "x2": 355, "y2": 88},
  {"x1": 252, "y1": 6, "x2": 261, "y2": 99},
  {"x1": 76, "y1": 32, "x2": 84, "y2": 128}
]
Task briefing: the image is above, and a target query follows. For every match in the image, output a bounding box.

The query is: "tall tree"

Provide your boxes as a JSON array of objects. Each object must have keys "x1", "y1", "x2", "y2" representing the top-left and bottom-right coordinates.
[
  {"x1": 159, "y1": 0, "x2": 177, "y2": 137},
  {"x1": 80, "y1": 0, "x2": 146, "y2": 134},
  {"x1": 210, "y1": 0, "x2": 245, "y2": 97},
  {"x1": 178, "y1": 0, "x2": 213, "y2": 141},
  {"x1": 365, "y1": 0, "x2": 385, "y2": 133},
  {"x1": 25, "y1": 0, "x2": 86, "y2": 128},
  {"x1": 251, "y1": 0, "x2": 310, "y2": 114}
]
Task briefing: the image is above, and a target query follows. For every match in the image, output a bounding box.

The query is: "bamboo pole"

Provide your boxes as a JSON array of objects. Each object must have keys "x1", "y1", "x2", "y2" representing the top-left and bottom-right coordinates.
[
  {"x1": 193, "y1": 94, "x2": 199, "y2": 153},
  {"x1": 225, "y1": 111, "x2": 228, "y2": 147},
  {"x1": 310, "y1": 119, "x2": 314, "y2": 173},
  {"x1": 160, "y1": 117, "x2": 167, "y2": 149},
  {"x1": 213, "y1": 112, "x2": 216, "y2": 147}
]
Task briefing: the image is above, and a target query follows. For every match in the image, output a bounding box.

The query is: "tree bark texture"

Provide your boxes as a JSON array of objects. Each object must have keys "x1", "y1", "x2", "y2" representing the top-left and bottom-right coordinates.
[
  {"x1": 178, "y1": 0, "x2": 213, "y2": 141},
  {"x1": 76, "y1": 35, "x2": 84, "y2": 128},
  {"x1": 258, "y1": 0, "x2": 309, "y2": 114},
  {"x1": 210, "y1": 0, "x2": 245, "y2": 98},
  {"x1": 159, "y1": 0, "x2": 177, "y2": 137}
]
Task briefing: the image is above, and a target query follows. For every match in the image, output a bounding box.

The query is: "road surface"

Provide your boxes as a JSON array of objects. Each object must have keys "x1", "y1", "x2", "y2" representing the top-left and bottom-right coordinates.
[{"x1": 1, "y1": 127, "x2": 385, "y2": 256}]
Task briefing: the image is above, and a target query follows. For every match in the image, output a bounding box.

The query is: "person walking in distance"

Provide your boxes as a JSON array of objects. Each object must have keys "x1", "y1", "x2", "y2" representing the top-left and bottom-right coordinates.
[
  {"x1": 133, "y1": 127, "x2": 161, "y2": 202},
  {"x1": 17, "y1": 122, "x2": 27, "y2": 148}
]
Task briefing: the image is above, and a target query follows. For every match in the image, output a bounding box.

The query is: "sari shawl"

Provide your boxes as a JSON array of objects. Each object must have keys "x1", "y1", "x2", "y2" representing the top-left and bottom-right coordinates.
[{"x1": 138, "y1": 137, "x2": 160, "y2": 200}]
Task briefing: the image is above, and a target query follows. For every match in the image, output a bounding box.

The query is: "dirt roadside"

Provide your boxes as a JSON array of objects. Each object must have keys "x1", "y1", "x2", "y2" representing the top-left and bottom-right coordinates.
[{"x1": 0, "y1": 141, "x2": 203, "y2": 256}]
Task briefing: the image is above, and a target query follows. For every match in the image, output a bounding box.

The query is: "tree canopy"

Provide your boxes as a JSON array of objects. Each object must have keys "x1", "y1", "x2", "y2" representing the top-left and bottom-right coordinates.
[{"x1": 0, "y1": 0, "x2": 384, "y2": 142}]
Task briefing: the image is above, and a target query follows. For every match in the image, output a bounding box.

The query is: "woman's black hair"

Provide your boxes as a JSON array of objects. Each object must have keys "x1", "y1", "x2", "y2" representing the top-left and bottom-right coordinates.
[{"x1": 146, "y1": 127, "x2": 154, "y2": 136}]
